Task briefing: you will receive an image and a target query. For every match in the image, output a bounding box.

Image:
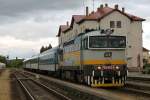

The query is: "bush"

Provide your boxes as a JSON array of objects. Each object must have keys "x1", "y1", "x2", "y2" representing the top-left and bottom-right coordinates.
[
  {"x1": 7, "y1": 59, "x2": 24, "y2": 68},
  {"x1": 143, "y1": 64, "x2": 150, "y2": 74}
]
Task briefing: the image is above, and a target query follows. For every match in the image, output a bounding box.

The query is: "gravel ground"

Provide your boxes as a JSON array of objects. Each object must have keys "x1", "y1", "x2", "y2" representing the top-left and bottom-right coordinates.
[
  {"x1": 10, "y1": 71, "x2": 28, "y2": 100},
  {"x1": 0, "y1": 69, "x2": 28, "y2": 100},
  {"x1": 0, "y1": 69, "x2": 11, "y2": 100}
]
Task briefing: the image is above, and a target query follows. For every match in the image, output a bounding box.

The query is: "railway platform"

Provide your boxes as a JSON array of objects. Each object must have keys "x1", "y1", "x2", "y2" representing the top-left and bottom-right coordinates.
[
  {"x1": 0, "y1": 69, "x2": 27, "y2": 100},
  {"x1": 128, "y1": 72, "x2": 150, "y2": 79},
  {"x1": 0, "y1": 69, "x2": 11, "y2": 100}
]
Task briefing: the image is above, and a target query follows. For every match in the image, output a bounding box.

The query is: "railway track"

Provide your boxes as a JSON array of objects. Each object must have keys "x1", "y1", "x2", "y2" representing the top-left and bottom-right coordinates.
[
  {"x1": 106, "y1": 84, "x2": 150, "y2": 97},
  {"x1": 25, "y1": 70, "x2": 150, "y2": 97},
  {"x1": 22, "y1": 70, "x2": 150, "y2": 100},
  {"x1": 14, "y1": 71, "x2": 71, "y2": 100},
  {"x1": 95, "y1": 76, "x2": 150, "y2": 98},
  {"x1": 124, "y1": 76, "x2": 150, "y2": 97},
  {"x1": 127, "y1": 76, "x2": 150, "y2": 83},
  {"x1": 20, "y1": 71, "x2": 106, "y2": 100}
]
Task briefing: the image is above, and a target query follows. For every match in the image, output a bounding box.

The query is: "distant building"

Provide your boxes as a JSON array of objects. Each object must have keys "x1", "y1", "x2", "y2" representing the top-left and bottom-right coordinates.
[
  {"x1": 0, "y1": 62, "x2": 6, "y2": 69},
  {"x1": 143, "y1": 47, "x2": 149, "y2": 65},
  {"x1": 57, "y1": 4, "x2": 145, "y2": 71}
]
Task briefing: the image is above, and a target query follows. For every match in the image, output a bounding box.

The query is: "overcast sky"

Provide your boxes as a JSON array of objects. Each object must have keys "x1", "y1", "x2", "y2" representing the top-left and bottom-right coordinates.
[{"x1": 0, "y1": 0, "x2": 149, "y2": 59}]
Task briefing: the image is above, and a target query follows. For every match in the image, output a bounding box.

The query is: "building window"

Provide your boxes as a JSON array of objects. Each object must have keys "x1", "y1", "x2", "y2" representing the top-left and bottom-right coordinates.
[
  {"x1": 110, "y1": 21, "x2": 122, "y2": 28},
  {"x1": 60, "y1": 37, "x2": 62, "y2": 44},
  {"x1": 81, "y1": 27, "x2": 82, "y2": 32},
  {"x1": 110, "y1": 21, "x2": 115, "y2": 28},
  {"x1": 117, "y1": 21, "x2": 121, "y2": 28}
]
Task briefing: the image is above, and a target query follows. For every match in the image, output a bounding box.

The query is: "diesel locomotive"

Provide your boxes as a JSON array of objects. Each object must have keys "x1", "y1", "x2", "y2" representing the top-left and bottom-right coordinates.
[{"x1": 24, "y1": 29, "x2": 127, "y2": 87}]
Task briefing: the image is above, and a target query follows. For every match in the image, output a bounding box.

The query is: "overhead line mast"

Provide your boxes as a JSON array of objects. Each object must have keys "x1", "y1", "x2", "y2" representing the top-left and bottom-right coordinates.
[
  {"x1": 83, "y1": 0, "x2": 85, "y2": 14},
  {"x1": 93, "y1": 0, "x2": 95, "y2": 11}
]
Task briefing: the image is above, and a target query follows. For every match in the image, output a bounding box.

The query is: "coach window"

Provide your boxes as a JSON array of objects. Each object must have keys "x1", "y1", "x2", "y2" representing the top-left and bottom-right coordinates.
[
  {"x1": 110, "y1": 21, "x2": 115, "y2": 28},
  {"x1": 117, "y1": 21, "x2": 121, "y2": 28}
]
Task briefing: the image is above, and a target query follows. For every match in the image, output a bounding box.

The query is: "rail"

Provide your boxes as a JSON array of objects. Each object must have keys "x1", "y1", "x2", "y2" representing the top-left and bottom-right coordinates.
[
  {"x1": 14, "y1": 71, "x2": 71, "y2": 100},
  {"x1": 14, "y1": 74, "x2": 35, "y2": 100}
]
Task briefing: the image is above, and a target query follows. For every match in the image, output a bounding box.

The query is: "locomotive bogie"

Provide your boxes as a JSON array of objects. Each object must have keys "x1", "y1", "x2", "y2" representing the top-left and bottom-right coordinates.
[{"x1": 76, "y1": 64, "x2": 126, "y2": 87}]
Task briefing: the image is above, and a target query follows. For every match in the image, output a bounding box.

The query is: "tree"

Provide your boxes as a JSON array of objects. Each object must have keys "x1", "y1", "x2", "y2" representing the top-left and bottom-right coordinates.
[
  {"x1": 48, "y1": 44, "x2": 52, "y2": 49},
  {"x1": 40, "y1": 44, "x2": 52, "y2": 53},
  {"x1": 40, "y1": 46, "x2": 45, "y2": 53},
  {"x1": 0, "y1": 55, "x2": 6, "y2": 64},
  {"x1": 45, "y1": 46, "x2": 48, "y2": 51},
  {"x1": 7, "y1": 59, "x2": 24, "y2": 68}
]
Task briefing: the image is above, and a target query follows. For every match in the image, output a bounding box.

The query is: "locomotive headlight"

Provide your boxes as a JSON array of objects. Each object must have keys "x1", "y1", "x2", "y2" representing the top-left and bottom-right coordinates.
[
  {"x1": 116, "y1": 66, "x2": 119, "y2": 70},
  {"x1": 98, "y1": 66, "x2": 102, "y2": 70}
]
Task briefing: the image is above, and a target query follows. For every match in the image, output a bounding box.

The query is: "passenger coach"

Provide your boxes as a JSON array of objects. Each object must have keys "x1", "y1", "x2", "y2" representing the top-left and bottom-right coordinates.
[{"x1": 24, "y1": 47, "x2": 59, "y2": 75}]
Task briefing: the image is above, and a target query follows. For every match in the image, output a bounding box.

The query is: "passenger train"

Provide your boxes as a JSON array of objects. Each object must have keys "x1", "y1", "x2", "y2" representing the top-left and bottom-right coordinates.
[{"x1": 24, "y1": 29, "x2": 127, "y2": 87}]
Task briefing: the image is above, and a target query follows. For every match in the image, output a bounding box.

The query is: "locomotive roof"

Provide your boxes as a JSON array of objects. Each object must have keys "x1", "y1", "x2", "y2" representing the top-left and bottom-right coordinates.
[
  {"x1": 23, "y1": 54, "x2": 39, "y2": 62},
  {"x1": 24, "y1": 47, "x2": 58, "y2": 62},
  {"x1": 40, "y1": 47, "x2": 58, "y2": 55}
]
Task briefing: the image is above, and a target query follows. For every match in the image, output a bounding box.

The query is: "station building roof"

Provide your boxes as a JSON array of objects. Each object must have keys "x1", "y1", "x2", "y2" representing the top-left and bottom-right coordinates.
[
  {"x1": 143, "y1": 47, "x2": 149, "y2": 52},
  {"x1": 57, "y1": 4, "x2": 145, "y2": 37}
]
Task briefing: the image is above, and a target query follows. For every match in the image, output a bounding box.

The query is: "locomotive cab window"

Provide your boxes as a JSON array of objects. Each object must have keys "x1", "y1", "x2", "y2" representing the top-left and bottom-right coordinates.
[
  {"x1": 109, "y1": 36, "x2": 126, "y2": 48},
  {"x1": 89, "y1": 36, "x2": 107, "y2": 48},
  {"x1": 89, "y1": 36, "x2": 126, "y2": 48}
]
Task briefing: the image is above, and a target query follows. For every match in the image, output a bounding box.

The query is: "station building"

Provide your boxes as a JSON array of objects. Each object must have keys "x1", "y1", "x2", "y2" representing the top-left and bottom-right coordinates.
[
  {"x1": 57, "y1": 4, "x2": 145, "y2": 72},
  {"x1": 0, "y1": 62, "x2": 6, "y2": 69}
]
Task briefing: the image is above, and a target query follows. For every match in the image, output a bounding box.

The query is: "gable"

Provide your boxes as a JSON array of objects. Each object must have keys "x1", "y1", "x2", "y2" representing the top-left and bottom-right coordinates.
[{"x1": 101, "y1": 10, "x2": 131, "y2": 22}]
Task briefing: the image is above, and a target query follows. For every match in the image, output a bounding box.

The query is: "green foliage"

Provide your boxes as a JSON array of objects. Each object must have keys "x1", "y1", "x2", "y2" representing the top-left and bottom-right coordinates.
[
  {"x1": 143, "y1": 64, "x2": 150, "y2": 74},
  {"x1": 144, "y1": 64, "x2": 150, "y2": 68},
  {"x1": 40, "y1": 46, "x2": 45, "y2": 53},
  {"x1": 0, "y1": 55, "x2": 24, "y2": 68},
  {"x1": 143, "y1": 58, "x2": 148, "y2": 65},
  {"x1": 0, "y1": 55, "x2": 7, "y2": 64},
  {"x1": 40, "y1": 44, "x2": 52, "y2": 53},
  {"x1": 7, "y1": 58, "x2": 24, "y2": 68}
]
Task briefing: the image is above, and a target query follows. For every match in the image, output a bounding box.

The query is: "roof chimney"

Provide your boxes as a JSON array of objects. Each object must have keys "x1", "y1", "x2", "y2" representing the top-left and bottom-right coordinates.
[
  {"x1": 86, "y1": 6, "x2": 89, "y2": 16},
  {"x1": 91, "y1": 11, "x2": 94, "y2": 14},
  {"x1": 100, "y1": 4, "x2": 103, "y2": 9},
  {"x1": 105, "y1": 3, "x2": 108, "y2": 7},
  {"x1": 97, "y1": 7, "x2": 100, "y2": 11},
  {"x1": 122, "y1": 7, "x2": 125, "y2": 13},
  {"x1": 114, "y1": 4, "x2": 118, "y2": 9},
  {"x1": 66, "y1": 21, "x2": 69, "y2": 26}
]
